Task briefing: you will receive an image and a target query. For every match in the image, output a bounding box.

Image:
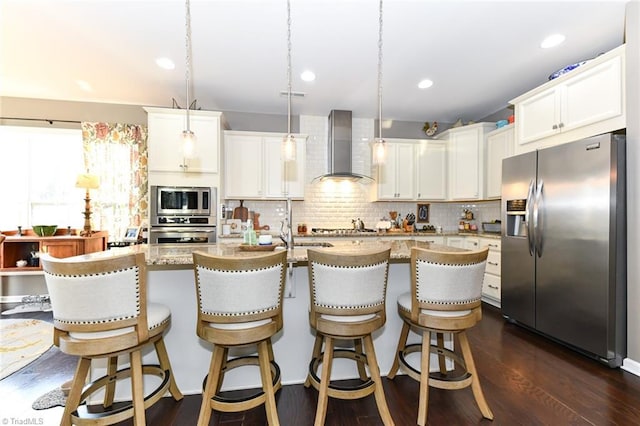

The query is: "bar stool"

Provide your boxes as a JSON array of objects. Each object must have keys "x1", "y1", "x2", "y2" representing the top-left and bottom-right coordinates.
[
  {"x1": 387, "y1": 247, "x2": 493, "y2": 425},
  {"x1": 192, "y1": 250, "x2": 287, "y2": 426},
  {"x1": 305, "y1": 248, "x2": 394, "y2": 426},
  {"x1": 41, "y1": 252, "x2": 183, "y2": 426}
]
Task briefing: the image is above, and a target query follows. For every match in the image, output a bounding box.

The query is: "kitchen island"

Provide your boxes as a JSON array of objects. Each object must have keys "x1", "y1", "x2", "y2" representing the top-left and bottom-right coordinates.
[{"x1": 82, "y1": 239, "x2": 466, "y2": 399}]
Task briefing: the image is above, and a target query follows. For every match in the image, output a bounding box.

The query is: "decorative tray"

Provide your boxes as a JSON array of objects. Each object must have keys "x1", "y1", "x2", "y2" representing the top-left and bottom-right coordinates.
[{"x1": 238, "y1": 244, "x2": 278, "y2": 252}]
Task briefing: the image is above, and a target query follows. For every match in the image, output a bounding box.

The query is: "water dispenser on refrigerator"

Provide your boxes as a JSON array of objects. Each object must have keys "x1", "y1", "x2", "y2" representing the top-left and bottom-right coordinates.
[{"x1": 506, "y1": 199, "x2": 527, "y2": 237}]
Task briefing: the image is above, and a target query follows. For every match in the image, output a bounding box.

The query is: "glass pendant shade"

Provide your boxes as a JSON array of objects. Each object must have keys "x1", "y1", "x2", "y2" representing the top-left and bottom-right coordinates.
[
  {"x1": 373, "y1": 137, "x2": 386, "y2": 165},
  {"x1": 282, "y1": 133, "x2": 296, "y2": 162},
  {"x1": 182, "y1": 129, "x2": 196, "y2": 158}
]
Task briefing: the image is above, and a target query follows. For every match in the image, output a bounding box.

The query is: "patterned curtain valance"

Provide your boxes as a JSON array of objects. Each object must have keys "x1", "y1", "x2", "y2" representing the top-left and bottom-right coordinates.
[{"x1": 81, "y1": 122, "x2": 148, "y2": 240}]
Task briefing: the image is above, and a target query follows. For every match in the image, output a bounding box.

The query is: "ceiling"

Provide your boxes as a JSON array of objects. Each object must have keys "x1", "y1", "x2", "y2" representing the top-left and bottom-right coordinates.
[{"x1": 0, "y1": 0, "x2": 629, "y2": 124}]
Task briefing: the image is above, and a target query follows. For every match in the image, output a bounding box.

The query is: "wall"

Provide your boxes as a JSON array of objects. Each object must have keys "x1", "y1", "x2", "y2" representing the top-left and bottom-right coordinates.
[
  {"x1": 623, "y1": 0, "x2": 640, "y2": 376},
  {"x1": 0, "y1": 97, "x2": 148, "y2": 127}
]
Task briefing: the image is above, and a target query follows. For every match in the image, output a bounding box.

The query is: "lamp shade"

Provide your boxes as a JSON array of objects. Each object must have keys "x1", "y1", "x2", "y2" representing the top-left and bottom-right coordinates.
[{"x1": 75, "y1": 173, "x2": 100, "y2": 189}]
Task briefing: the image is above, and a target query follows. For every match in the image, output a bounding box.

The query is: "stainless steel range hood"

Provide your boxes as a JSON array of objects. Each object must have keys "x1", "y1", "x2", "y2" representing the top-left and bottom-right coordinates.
[{"x1": 313, "y1": 110, "x2": 373, "y2": 182}]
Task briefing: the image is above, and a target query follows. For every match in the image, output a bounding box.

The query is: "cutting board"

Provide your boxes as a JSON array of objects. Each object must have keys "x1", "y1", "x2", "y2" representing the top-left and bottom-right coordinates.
[{"x1": 233, "y1": 200, "x2": 248, "y2": 222}]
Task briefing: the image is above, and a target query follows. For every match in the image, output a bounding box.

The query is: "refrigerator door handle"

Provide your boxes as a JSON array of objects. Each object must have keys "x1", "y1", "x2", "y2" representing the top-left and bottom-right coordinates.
[
  {"x1": 525, "y1": 179, "x2": 535, "y2": 256},
  {"x1": 534, "y1": 180, "x2": 544, "y2": 258}
]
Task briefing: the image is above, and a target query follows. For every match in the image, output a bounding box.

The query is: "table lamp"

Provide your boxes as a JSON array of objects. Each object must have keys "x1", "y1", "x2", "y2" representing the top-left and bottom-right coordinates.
[{"x1": 75, "y1": 173, "x2": 100, "y2": 236}]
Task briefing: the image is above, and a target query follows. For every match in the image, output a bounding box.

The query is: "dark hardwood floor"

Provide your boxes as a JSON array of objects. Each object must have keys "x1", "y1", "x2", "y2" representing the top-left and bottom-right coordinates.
[{"x1": 2, "y1": 302, "x2": 640, "y2": 425}]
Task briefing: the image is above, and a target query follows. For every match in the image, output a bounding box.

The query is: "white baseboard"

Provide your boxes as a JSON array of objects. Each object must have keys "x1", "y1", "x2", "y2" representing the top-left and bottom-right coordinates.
[{"x1": 622, "y1": 357, "x2": 640, "y2": 377}]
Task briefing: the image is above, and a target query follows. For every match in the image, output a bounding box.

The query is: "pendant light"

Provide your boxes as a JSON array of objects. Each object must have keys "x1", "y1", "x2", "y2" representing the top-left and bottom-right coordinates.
[
  {"x1": 372, "y1": 0, "x2": 386, "y2": 165},
  {"x1": 181, "y1": 0, "x2": 196, "y2": 160},
  {"x1": 282, "y1": 0, "x2": 296, "y2": 162}
]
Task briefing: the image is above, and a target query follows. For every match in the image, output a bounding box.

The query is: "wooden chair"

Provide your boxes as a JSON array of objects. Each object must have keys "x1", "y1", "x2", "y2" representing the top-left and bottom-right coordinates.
[
  {"x1": 387, "y1": 247, "x2": 493, "y2": 425},
  {"x1": 41, "y1": 252, "x2": 183, "y2": 426},
  {"x1": 192, "y1": 249, "x2": 287, "y2": 426},
  {"x1": 305, "y1": 248, "x2": 394, "y2": 426}
]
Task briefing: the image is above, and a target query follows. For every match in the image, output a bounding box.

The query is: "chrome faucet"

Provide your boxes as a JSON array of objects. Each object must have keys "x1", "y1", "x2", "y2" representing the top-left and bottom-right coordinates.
[{"x1": 280, "y1": 197, "x2": 294, "y2": 250}]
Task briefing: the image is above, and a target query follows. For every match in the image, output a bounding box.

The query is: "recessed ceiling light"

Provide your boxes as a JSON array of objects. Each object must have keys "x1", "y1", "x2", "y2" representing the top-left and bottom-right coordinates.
[
  {"x1": 300, "y1": 70, "x2": 316, "y2": 82},
  {"x1": 76, "y1": 80, "x2": 93, "y2": 92},
  {"x1": 540, "y1": 34, "x2": 566, "y2": 49},
  {"x1": 418, "y1": 79, "x2": 433, "y2": 89},
  {"x1": 156, "y1": 57, "x2": 175, "y2": 70}
]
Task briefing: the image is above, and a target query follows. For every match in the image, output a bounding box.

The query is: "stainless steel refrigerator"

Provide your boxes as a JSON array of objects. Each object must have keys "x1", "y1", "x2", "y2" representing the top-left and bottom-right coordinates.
[{"x1": 501, "y1": 132, "x2": 626, "y2": 367}]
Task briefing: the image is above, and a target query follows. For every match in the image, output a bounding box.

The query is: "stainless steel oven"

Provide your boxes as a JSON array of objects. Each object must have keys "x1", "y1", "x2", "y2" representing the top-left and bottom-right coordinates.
[
  {"x1": 148, "y1": 227, "x2": 216, "y2": 244},
  {"x1": 149, "y1": 185, "x2": 217, "y2": 244}
]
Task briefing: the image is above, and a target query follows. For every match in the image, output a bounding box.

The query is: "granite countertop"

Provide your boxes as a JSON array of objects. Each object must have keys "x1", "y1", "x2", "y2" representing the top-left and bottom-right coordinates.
[
  {"x1": 81, "y1": 239, "x2": 467, "y2": 269},
  {"x1": 217, "y1": 231, "x2": 501, "y2": 240}
]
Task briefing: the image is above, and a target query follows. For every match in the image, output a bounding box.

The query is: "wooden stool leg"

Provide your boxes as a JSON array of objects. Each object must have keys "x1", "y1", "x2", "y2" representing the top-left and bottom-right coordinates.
[
  {"x1": 363, "y1": 334, "x2": 395, "y2": 426},
  {"x1": 198, "y1": 345, "x2": 226, "y2": 426},
  {"x1": 436, "y1": 333, "x2": 447, "y2": 374},
  {"x1": 258, "y1": 339, "x2": 280, "y2": 426},
  {"x1": 103, "y1": 356, "x2": 118, "y2": 408},
  {"x1": 354, "y1": 338, "x2": 368, "y2": 381},
  {"x1": 314, "y1": 336, "x2": 334, "y2": 426},
  {"x1": 62, "y1": 357, "x2": 91, "y2": 426},
  {"x1": 130, "y1": 350, "x2": 146, "y2": 426},
  {"x1": 388, "y1": 320, "x2": 410, "y2": 379},
  {"x1": 216, "y1": 347, "x2": 229, "y2": 395},
  {"x1": 417, "y1": 331, "x2": 432, "y2": 426},
  {"x1": 458, "y1": 331, "x2": 494, "y2": 420},
  {"x1": 154, "y1": 337, "x2": 184, "y2": 401},
  {"x1": 305, "y1": 334, "x2": 323, "y2": 387},
  {"x1": 267, "y1": 339, "x2": 276, "y2": 362}
]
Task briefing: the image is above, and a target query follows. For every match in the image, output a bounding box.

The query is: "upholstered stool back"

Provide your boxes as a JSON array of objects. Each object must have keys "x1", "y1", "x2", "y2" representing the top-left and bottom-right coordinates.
[
  {"x1": 193, "y1": 250, "x2": 287, "y2": 343},
  {"x1": 308, "y1": 248, "x2": 390, "y2": 333},
  {"x1": 44, "y1": 253, "x2": 150, "y2": 354}
]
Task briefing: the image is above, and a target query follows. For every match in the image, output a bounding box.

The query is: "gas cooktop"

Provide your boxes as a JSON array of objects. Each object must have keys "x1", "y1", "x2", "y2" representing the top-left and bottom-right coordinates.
[{"x1": 310, "y1": 228, "x2": 377, "y2": 235}]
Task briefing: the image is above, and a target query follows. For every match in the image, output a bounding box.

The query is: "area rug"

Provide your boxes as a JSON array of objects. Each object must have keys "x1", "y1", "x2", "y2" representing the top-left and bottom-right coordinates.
[
  {"x1": 32, "y1": 387, "x2": 67, "y2": 410},
  {"x1": 0, "y1": 318, "x2": 53, "y2": 380}
]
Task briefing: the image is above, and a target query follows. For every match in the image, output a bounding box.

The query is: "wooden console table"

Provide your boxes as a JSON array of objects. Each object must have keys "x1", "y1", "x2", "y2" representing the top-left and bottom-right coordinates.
[{"x1": 0, "y1": 229, "x2": 108, "y2": 273}]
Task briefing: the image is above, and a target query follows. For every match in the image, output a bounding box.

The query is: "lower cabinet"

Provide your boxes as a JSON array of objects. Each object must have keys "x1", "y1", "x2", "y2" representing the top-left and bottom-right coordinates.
[
  {"x1": 414, "y1": 235, "x2": 445, "y2": 245},
  {"x1": 444, "y1": 235, "x2": 501, "y2": 307},
  {"x1": 479, "y1": 237, "x2": 501, "y2": 307}
]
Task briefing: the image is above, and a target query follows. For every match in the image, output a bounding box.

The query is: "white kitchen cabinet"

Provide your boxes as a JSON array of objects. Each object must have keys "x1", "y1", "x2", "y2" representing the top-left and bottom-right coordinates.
[
  {"x1": 224, "y1": 131, "x2": 306, "y2": 200},
  {"x1": 445, "y1": 236, "x2": 465, "y2": 248},
  {"x1": 145, "y1": 107, "x2": 224, "y2": 173},
  {"x1": 440, "y1": 123, "x2": 494, "y2": 200},
  {"x1": 415, "y1": 139, "x2": 447, "y2": 200},
  {"x1": 511, "y1": 44, "x2": 625, "y2": 154},
  {"x1": 377, "y1": 141, "x2": 415, "y2": 200},
  {"x1": 464, "y1": 236, "x2": 480, "y2": 250},
  {"x1": 479, "y1": 237, "x2": 501, "y2": 307},
  {"x1": 414, "y1": 235, "x2": 445, "y2": 245},
  {"x1": 485, "y1": 124, "x2": 514, "y2": 199}
]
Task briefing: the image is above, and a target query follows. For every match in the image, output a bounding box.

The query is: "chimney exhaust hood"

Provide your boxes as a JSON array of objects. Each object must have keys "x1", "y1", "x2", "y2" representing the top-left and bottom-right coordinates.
[{"x1": 313, "y1": 110, "x2": 374, "y2": 182}]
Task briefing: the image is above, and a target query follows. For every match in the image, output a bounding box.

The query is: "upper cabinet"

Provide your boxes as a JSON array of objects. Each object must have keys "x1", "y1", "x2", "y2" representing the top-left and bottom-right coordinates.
[
  {"x1": 377, "y1": 141, "x2": 415, "y2": 200},
  {"x1": 224, "y1": 131, "x2": 306, "y2": 200},
  {"x1": 439, "y1": 123, "x2": 494, "y2": 201},
  {"x1": 510, "y1": 44, "x2": 625, "y2": 154},
  {"x1": 485, "y1": 124, "x2": 514, "y2": 199},
  {"x1": 415, "y1": 139, "x2": 447, "y2": 200},
  {"x1": 145, "y1": 107, "x2": 224, "y2": 174}
]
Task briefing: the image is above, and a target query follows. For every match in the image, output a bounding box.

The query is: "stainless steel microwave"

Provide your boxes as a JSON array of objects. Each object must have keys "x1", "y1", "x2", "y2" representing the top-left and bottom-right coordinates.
[{"x1": 151, "y1": 186, "x2": 215, "y2": 217}]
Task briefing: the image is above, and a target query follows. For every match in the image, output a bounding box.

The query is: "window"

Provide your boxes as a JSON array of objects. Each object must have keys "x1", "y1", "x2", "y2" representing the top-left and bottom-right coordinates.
[
  {"x1": 0, "y1": 126, "x2": 85, "y2": 231},
  {"x1": 0, "y1": 124, "x2": 148, "y2": 242}
]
